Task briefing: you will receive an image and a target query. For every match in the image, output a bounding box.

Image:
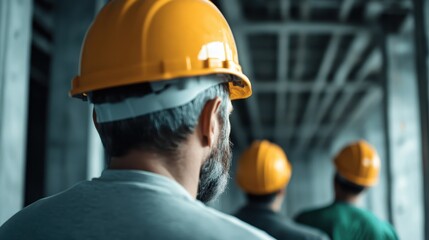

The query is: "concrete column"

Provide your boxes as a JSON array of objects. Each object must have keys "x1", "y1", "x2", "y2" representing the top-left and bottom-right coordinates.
[
  {"x1": 385, "y1": 34, "x2": 424, "y2": 240},
  {"x1": 413, "y1": 0, "x2": 429, "y2": 239},
  {"x1": 0, "y1": 0, "x2": 32, "y2": 225},
  {"x1": 45, "y1": 0, "x2": 99, "y2": 195}
]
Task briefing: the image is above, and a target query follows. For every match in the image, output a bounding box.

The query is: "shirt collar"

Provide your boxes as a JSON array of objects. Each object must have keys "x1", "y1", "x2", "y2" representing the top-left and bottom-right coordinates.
[{"x1": 95, "y1": 169, "x2": 195, "y2": 201}]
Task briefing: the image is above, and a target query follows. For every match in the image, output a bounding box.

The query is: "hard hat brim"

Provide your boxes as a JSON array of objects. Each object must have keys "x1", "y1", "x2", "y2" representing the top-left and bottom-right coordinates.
[{"x1": 70, "y1": 68, "x2": 251, "y2": 101}]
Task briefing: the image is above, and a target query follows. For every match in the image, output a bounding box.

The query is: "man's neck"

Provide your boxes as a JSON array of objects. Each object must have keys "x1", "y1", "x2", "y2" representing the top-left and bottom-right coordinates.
[
  {"x1": 270, "y1": 194, "x2": 284, "y2": 213},
  {"x1": 247, "y1": 194, "x2": 284, "y2": 213},
  {"x1": 334, "y1": 194, "x2": 359, "y2": 204},
  {"x1": 109, "y1": 146, "x2": 202, "y2": 198}
]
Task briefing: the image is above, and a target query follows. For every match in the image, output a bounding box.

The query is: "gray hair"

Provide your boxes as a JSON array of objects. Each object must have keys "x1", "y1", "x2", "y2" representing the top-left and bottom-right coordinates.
[{"x1": 91, "y1": 76, "x2": 230, "y2": 159}]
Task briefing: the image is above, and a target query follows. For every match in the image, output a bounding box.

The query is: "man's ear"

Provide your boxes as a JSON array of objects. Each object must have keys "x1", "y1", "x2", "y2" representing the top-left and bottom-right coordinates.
[{"x1": 199, "y1": 97, "x2": 222, "y2": 148}]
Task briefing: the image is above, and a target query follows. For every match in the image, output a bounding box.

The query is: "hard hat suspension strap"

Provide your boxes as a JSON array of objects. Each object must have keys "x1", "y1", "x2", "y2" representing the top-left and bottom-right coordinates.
[{"x1": 93, "y1": 76, "x2": 224, "y2": 123}]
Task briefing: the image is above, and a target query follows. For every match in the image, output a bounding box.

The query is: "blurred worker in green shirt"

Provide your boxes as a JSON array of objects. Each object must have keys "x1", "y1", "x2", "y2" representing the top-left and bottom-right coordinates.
[
  {"x1": 234, "y1": 140, "x2": 330, "y2": 240},
  {"x1": 295, "y1": 140, "x2": 398, "y2": 240}
]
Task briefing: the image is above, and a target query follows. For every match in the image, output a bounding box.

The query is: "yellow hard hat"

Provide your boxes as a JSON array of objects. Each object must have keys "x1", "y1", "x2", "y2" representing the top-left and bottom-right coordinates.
[
  {"x1": 70, "y1": 0, "x2": 251, "y2": 100},
  {"x1": 236, "y1": 140, "x2": 292, "y2": 195},
  {"x1": 334, "y1": 140, "x2": 381, "y2": 187}
]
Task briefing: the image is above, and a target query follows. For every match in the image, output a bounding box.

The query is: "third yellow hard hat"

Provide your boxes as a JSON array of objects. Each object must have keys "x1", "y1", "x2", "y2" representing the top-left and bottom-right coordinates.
[
  {"x1": 70, "y1": 0, "x2": 251, "y2": 100},
  {"x1": 236, "y1": 140, "x2": 292, "y2": 195},
  {"x1": 334, "y1": 140, "x2": 381, "y2": 187}
]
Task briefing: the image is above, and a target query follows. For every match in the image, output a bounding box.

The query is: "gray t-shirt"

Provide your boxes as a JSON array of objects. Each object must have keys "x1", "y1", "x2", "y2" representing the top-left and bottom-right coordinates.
[{"x1": 0, "y1": 170, "x2": 273, "y2": 240}]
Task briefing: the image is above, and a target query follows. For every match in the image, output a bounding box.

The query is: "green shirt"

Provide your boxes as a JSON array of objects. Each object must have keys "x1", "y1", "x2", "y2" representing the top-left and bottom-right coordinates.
[{"x1": 295, "y1": 202, "x2": 398, "y2": 240}]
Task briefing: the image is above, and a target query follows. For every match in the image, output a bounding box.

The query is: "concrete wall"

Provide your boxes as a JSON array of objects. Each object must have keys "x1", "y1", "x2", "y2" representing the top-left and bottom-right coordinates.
[
  {"x1": 284, "y1": 150, "x2": 333, "y2": 218},
  {"x1": 0, "y1": 0, "x2": 32, "y2": 225},
  {"x1": 384, "y1": 33, "x2": 424, "y2": 240},
  {"x1": 45, "y1": 0, "x2": 105, "y2": 196}
]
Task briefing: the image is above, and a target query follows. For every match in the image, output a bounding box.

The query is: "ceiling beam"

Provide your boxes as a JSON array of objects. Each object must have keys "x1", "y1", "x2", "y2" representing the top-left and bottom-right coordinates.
[
  {"x1": 32, "y1": 31, "x2": 51, "y2": 54},
  {"x1": 312, "y1": 34, "x2": 371, "y2": 118},
  {"x1": 311, "y1": 0, "x2": 389, "y2": 150},
  {"x1": 314, "y1": 49, "x2": 381, "y2": 149},
  {"x1": 295, "y1": 33, "x2": 371, "y2": 153},
  {"x1": 325, "y1": 88, "x2": 383, "y2": 147},
  {"x1": 274, "y1": 0, "x2": 291, "y2": 145},
  {"x1": 238, "y1": 21, "x2": 368, "y2": 34},
  {"x1": 280, "y1": 0, "x2": 291, "y2": 20},
  {"x1": 30, "y1": 66, "x2": 48, "y2": 86},
  {"x1": 307, "y1": 0, "x2": 354, "y2": 9},
  {"x1": 400, "y1": 14, "x2": 413, "y2": 33},
  {"x1": 254, "y1": 81, "x2": 379, "y2": 93},
  {"x1": 294, "y1": 35, "x2": 341, "y2": 140},
  {"x1": 263, "y1": 125, "x2": 333, "y2": 139},
  {"x1": 275, "y1": 32, "x2": 290, "y2": 144},
  {"x1": 330, "y1": 49, "x2": 381, "y2": 121},
  {"x1": 339, "y1": 0, "x2": 356, "y2": 21},
  {"x1": 293, "y1": 1, "x2": 311, "y2": 80},
  {"x1": 293, "y1": 0, "x2": 358, "y2": 150},
  {"x1": 285, "y1": 0, "x2": 311, "y2": 146},
  {"x1": 219, "y1": 0, "x2": 248, "y2": 149},
  {"x1": 308, "y1": 0, "x2": 388, "y2": 150},
  {"x1": 365, "y1": 1, "x2": 384, "y2": 20},
  {"x1": 233, "y1": 33, "x2": 263, "y2": 139},
  {"x1": 33, "y1": 3, "x2": 53, "y2": 31},
  {"x1": 220, "y1": 0, "x2": 263, "y2": 142}
]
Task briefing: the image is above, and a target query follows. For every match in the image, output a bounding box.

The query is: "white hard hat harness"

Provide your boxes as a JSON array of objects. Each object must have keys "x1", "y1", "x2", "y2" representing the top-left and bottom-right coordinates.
[{"x1": 92, "y1": 76, "x2": 226, "y2": 123}]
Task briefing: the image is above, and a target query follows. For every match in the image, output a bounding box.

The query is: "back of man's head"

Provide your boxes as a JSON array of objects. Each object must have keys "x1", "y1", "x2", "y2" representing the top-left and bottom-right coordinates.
[
  {"x1": 90, "y1": 77, "x2": 229, "y2": 159},
  {"x1": 236, "y1": 140, "x2": 291, "y2": 209},
  {"x1": 69, "y1": 0, "x2": 255, "y2": 160},
  {"x1": 333, "y1": 140, "x2": 380, "y2": 200},
  {"x1": 334, "y1": 173, "x2": 366, "y2": 196},
  {"x1": 245, "y1": 192, "x2": 280, "y2": 207},
  {"x1": 69, "y1": 0, "x2": 255, "y2": 204},
  {"x1": 333, "y1": 140, "x2": 380, "y2": 188}
]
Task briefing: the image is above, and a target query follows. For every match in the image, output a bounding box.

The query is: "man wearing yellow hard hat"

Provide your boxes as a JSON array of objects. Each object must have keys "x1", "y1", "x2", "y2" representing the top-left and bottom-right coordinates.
[
  {"x1": 295, "y1": 140, "x2": 398, "y2": 240},
  {"x1": 235, "y1": 140, "x2": 330, "y2": 240},
  {"x1": 0, "y1": 0, "x2": 273, "y2": 239}
]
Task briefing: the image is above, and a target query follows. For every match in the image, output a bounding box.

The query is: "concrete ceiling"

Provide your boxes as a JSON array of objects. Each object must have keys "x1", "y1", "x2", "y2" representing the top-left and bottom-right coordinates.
[{"x1": 216, "y1": 0, "x2": 411, "y2": 156}]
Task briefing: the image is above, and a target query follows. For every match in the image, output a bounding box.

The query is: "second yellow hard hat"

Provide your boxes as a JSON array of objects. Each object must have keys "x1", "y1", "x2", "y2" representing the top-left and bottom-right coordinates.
[
  {"x1": 236, "y1": 140, "x2": 292, "y2": 195},
  {"x1": 334, "y1": 140, "x2": 381, "y2": 187}
]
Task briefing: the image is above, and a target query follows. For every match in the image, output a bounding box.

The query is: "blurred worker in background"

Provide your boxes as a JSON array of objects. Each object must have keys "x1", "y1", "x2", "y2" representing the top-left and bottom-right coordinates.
[
  {"x1": 235, "y1": 140, "x2": 330, "y2": 240},
  {"x1": 295, "y1": 140, "x2": 398, "y2": 240},
  {"x1": 0, "y1": 0, "x2": 273, "y2": 239}
]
